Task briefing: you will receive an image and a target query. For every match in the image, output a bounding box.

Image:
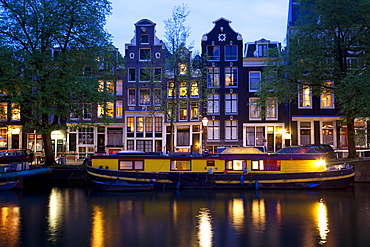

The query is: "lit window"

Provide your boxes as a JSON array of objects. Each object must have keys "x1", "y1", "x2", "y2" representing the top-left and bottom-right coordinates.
[
  {"x1": 191, "y1": 102, "x2": 199, "y2": 120},
  {"x1": 225, "y1": 67, "x2": 238, "y2": 87},
  {"x1": 207, "y1": 67, "x2": 220, "y2": 88},
  {"x1": 11, "y1": 103, "x2": 20, "y2": 121},
  {"x1": 180, "y1": 82, "x2": 187, "y2": 97},
  {"x1": 167, "y1": 82, "x2": 175, "y2": 97},
  {"x1": 179, "y1": 102, "x2": 187, "y2": 120},
  {"x1": 321, "y1": 81, "x2": 334, "y2": 108},
  {"x1": 0, "y1": 103, "x2": 8, "y2": 120},
  {"x1": 191, "y1": 81, "x2": 198, "y2": 97},
  {"x1": 171, "y1": 160, "x2": 191, "y2": 171},
  {"x1": 299, "y1": 85, "x2": 312, "y2": 108},
  {"x1": 116, "y1": 101, "x2": 123, "y2": 118}
]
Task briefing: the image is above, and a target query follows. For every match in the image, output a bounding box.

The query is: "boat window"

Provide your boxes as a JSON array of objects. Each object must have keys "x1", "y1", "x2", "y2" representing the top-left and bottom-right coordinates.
[
  {"x1": 119, "y1": 160, "x2": 144, "y2": 170},
  {"x1": 171, "y1": 160, "x2": 191, "y2": 171},
  {"x1": 251, "y1": 160, "x2": 280, "y2": 171},
  {"x1": 225, "y1": 160, "x2": 245, "y2": 171}
]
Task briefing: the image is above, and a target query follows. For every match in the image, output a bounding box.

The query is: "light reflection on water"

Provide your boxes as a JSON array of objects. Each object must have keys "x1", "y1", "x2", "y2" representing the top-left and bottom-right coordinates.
[{"x1": 0, "y1": 183, "x2": 370, "y2": 247}]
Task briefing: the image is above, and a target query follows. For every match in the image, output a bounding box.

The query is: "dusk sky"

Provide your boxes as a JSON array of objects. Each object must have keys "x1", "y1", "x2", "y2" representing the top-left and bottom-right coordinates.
[{"x1": 105, "y1": 0, "x2": 289, "y2": 54}]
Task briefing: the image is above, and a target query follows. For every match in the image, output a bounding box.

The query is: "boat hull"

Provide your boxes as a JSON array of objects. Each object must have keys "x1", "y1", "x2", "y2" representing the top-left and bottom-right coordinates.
[
  {"x1": 0, "y1": 167, "x2": 52, "y2": 182},
  {"x1": 0, "y1": 181, "x2": 18, "y2": 190},
  {"x1": 87, "y1": 166, "x2": 355, "y2": 189},
  {"x1": 92, "y1": 180, "x2": 154, "y2": 191}
]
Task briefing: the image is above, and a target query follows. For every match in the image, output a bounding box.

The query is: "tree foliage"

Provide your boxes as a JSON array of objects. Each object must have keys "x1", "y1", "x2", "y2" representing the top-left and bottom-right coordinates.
[
  {"x1": 258, "y1": 0, "x2": 370, "y2": 158},
  {"x1": 0, "y1": 0, "x2": 113, "y2": 164}
]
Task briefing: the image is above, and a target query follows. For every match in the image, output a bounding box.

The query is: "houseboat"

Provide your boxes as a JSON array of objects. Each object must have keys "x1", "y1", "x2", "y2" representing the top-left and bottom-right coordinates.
[{"x1": 86, "y1": 147, "x2": 355, "y2": 189}]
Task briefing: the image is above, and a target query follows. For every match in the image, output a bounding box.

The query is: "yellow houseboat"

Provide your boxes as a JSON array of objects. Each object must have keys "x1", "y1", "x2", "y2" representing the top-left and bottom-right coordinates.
[{"x1": 86, "y1": 147, "x2": 355, "y2": 189}]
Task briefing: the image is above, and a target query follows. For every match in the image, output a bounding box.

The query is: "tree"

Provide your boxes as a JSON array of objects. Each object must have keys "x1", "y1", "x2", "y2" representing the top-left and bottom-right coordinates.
[
  {"x1": 153, "y1": 4, "x2": 207, "y2": 153},
  {"x1": 258, "y1": 0, "x2": 370, "y2": 158},
  {"x1": 0, "y1": 0, "x2": 113, "y2": 165}
]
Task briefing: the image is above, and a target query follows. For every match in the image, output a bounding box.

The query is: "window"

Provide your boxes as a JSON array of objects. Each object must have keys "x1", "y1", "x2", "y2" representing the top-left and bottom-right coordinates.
[
  {"x1": 180, "y1": 82, "x2": 187, "y2": 97},
  {"x1": 107, "y1": 81, "x2": 114, "y2": 94},
  {"x1": 128, "y1": 89, "x2": 136, "y2": 106},
  {"x1": 225, "y1": 45, "x2": 238, "y2": 61},
  {"x1": 258, "y1": 44, "x2": 268, "y2": 57},
  {"x1": 322, "y1": 122, "x2": 334, "y2": 145},
  {"x1": 137, "y1": 117, "x2": 144, "y2": 133},
  {"x1": 225, "y1": 160, "x2": 245, "y2": 171},
  {"x1": 97, "y1": 102, "x2": 113, "y2": 118},
  {"x1": 153, "y1": 89, "x2": 161, "y2": 105},
  {"x1": 321, "y1": 81, "x2": 334, "y2": 108},
  {"x1": 207, "y1": 45, "x2": 220, "y2": 61},
  {"x1": 266, "y1": 98, "x2": 278, "y2": 120},
  {"x1": 167, "y1": 82, "x2": 175, "y2": 97},
  {"x1": 127, "y1": 140, "x2": 134, "y2": 150},
  {"x1": 137, "y1": 140, "x2": 153, "y2": 152},
  {"x1": 139, "y1": 68, "x2": 150, "y2": 82},
  {"x1": 225, "y1": 120, "x2": 237, "y2": 140},
  {"x1": 249, "y1": 72, "x2": 261, "y2": 92},
  {"x1": 139, "y1": 89, "x2": 150, "y2": 105},
  {"x1": 249, "y1": 98, "x2": 261, "y2": 120},
  {"x1": 207, "y1": 67, "x2": 220, "y2": 88},
  {"x1": 190, "y1": 102, "x2": 199, "y2": 120},
  {"x1": 208, "y1": 94, "x2": 220, "y2": 114},
  {"x1": 300, "y1": 122, "x2": 311, "y2": 145},
  {"x1": 141, "y1": 34, "x2": 149, "y2": 44},
  {"x1": 139, "y1": 48, "x2": 151, "y2": 61},
  {"x1": 107, "y1": 128, "x2": 123, "y2": 146},
  {"x1": 246, "y1": 127, "x2": 265, "y2": 146},
  {"x1": 78, "y1": 127, "x2": 94, "y2": 144},
  {"x1": 225, "y1": 67, "x2": 238, "y2": 87},
  {"x1": 83, "y1": 103, "x2": 92, "y2": 120},
  {"x1": 179, "y1": 63, "x2": 187, "y2": 75},
  {"x1": 179, "y1": 102, "x2": 187, "y2": 120},
  {"x1": 116, "y1": 80, "x2": 122, "y2": 95},
  {"x1": 119, "y1": 160, "x2": 144, "y2": 170},
  {"x1": 171, "y1": 160, "x2": 191, "y2": 171},
  {"x1": 145, "y1": 117, "x2": 153, "y2": 133},
  {"x1": 191, "y1": 81, "x2": 198, "y2": 97},
  {"x1": 116, "y1": 101, "x2": 123, "y2": 118},
  {"x1": 225, "y1": 93, "x2": 238, "y2": 114},
  {"x1": 155, "y1": 117, "x2": 162, "y2": 133},
  {"x1": 208, "y1": 120, "x2": 220, "y2": 140},
  {"x1": 11, "y1": 103, "x2": 20, "y2": 121},
  {"x1": 299, "y1": 85, "x2": 312, "y2": 108},
  {"x1": 154, "y1": 68, "x2": 162, "y2": 81},
  {"x1": 127, "y1": 117, "x2": 134, "y2": 133},
  {"x1": 128, "y1": 69, "x2": 136, "y2": 82},
  {"x1": 251, "y1": 160, "x2": 280, "y2": 171}
]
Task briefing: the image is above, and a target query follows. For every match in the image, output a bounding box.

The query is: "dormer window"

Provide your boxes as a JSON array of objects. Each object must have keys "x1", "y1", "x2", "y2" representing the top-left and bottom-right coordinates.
[{"x1": 258, "y1": 44, "x2": 268, "y2": 57}]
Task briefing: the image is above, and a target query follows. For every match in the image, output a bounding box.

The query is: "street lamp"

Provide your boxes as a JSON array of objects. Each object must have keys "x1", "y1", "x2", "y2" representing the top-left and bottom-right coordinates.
[{"x1": 202, "y1": 117, "x2": 208, "y2": 154}]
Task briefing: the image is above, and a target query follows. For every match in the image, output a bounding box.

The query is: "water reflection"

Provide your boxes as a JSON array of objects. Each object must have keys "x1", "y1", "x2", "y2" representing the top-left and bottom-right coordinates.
[
  {"x1": 229, "y1": 198, "x2": 244, "y2": 232},
  {"x1": 0, "y1": 184, "x2": 370, "y2": 247},
  {"x1": 0, "y1": 205, "x2": 20, "y2": 247},
  {"x1": 91, "y1": 205, "x2": 105, "y2": 247},
  {"x1": 316, "y1": 199, "x2": 330, "y2": 245},
  {"x1": 197, "y1": 208, "x2": 213, "y2": 247}
]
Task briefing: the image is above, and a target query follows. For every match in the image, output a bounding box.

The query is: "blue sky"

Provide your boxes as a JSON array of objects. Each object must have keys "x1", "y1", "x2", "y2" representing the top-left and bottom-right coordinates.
[{"x1": 105, "y1": 0, "x2": 289, "y2": 54}]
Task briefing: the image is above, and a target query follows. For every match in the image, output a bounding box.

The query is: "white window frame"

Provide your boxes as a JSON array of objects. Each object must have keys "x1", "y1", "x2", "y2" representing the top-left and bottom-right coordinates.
[
  {"x1": 249, "y1": 71, "x2": 261, "y2": 92},
  {"x1": 249, "y1": 98, "x2": 261, "y2": 120},
  {"x1": 225, "y1": 93, "x2": 238, "y2": 114},
  {"x1": 298, "y1": 85, "x2": 312, "y2": 109}
]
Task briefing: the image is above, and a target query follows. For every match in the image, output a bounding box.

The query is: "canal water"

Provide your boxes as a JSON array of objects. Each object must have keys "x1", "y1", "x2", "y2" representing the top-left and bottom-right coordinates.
[{"x1": 1, "y1": 182, "x2": 370, "y2": 247}]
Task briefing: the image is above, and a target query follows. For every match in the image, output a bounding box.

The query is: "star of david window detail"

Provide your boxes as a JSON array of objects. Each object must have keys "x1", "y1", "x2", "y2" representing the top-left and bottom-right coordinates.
[{"x1": 218, "y1": 33, "x2": 226, "y2": 42}]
